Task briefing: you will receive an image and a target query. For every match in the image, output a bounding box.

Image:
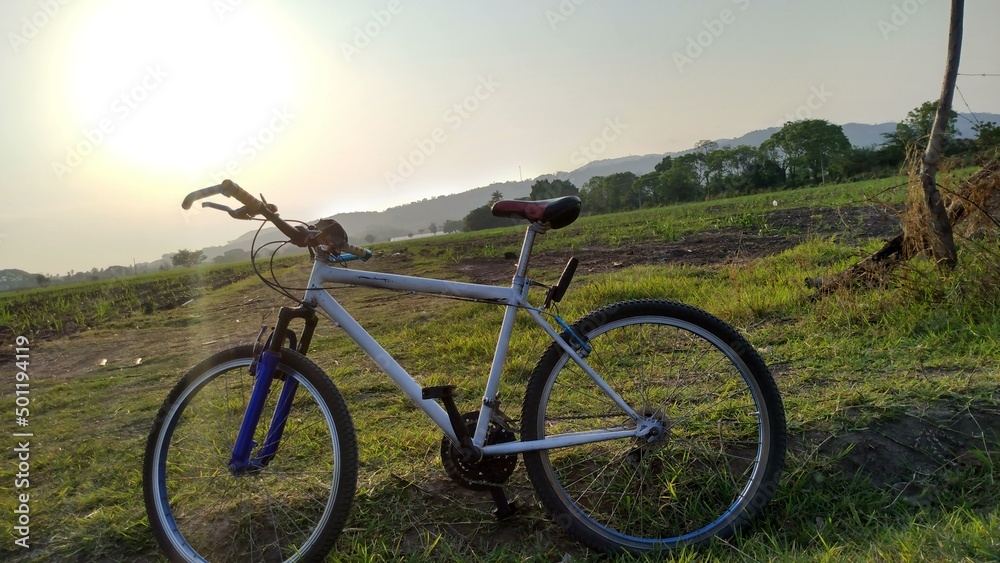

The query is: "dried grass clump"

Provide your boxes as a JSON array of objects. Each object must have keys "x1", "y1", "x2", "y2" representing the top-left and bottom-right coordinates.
[
  {"x1": 809, "y1": 158, "x2": 1000, "y2": 294},
  {"x1": 944, "y1": 160, "x2": 1000, "y2": 237}
]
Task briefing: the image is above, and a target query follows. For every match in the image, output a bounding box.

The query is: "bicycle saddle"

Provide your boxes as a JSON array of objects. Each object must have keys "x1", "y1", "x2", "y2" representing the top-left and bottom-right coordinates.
[{"x1": 490, "y1": 196, "x2": 581, "y2": 229}]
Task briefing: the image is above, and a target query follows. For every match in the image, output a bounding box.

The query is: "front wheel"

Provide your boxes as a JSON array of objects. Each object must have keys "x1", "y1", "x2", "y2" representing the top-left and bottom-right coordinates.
[
  {"x1": 522, "y1": 300, "x2": 785, "y2": 554},
  {"x1": 143, "y1": 345, "x2": 358, "y2": 562}
]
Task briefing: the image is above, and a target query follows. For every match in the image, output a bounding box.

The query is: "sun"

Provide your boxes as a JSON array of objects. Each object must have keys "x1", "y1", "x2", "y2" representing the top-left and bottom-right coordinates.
[{"x1": 62, "y1": 0, "x2": 308, "y2": 177}]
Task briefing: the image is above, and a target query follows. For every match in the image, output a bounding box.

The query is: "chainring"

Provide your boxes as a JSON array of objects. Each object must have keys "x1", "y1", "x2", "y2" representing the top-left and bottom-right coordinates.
[{"x1": 440, "y1": 411, "x2": 517, "y2": 491}]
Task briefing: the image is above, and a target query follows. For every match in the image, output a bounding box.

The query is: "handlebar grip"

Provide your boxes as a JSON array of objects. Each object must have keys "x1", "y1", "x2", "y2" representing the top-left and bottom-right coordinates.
[
  {"x1": 181, "y1": 185, "x2": 224, "y2": 209},
  {"x1": 344, "y1": 244, "x2": 372, "y2": 262},
  {"x1": 219, "y1": 179, "x2": 265, "y2": 214}
]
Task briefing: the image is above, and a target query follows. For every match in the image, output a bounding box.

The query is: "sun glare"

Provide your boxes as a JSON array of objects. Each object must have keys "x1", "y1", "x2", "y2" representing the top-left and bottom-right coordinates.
[{"x1": 63, "y1": 0, "x2": 307, "y2": 177}]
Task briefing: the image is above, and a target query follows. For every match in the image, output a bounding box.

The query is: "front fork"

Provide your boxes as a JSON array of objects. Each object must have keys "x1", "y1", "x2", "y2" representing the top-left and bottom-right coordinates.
[{"x1": 228, "y1": 306, "x2": 318, "y2": 474}]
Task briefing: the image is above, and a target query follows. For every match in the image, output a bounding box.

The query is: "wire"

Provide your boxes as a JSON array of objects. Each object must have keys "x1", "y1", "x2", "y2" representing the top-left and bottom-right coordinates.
[
  {"x1": 955, "y1": 84, "x2": 981, "y2": 126},
  {"x1": 249, "y1": 220, "x2": 303, "y2": 304},
  {"x1": 957, "y1": 73, "x2": 1000, "y2": 77}
]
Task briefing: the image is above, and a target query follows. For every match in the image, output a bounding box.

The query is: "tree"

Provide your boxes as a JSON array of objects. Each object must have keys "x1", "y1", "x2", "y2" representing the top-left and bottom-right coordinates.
[
  {"x1": 704, "y1": 145, "x2": 762, "y2": 196},
  {"x1": 604, "y1": 172, "x2": 639, "y2": 210},
  {"x1": 35, "y1": 274, "x2": 50, "y2": 287},
  {"x1": 428, "y1": 223, "x2": 438, "y2": 235},
  {"x1": 973, "y1": 121, "x2": 1000, "y2": 152},
  {"x1": 763, "y1": 120, "x2": 852, "y2": 185},
  {"x1": 694, "y1": 139, "x2": 719, "y2": 155},
  {"x1": 529, "y1": 179, "x2": 578, "y2": 200},
  {"x1": 658, "y1": 155, "x2": 702, "y2": 203},
  {"x1": 843, "y1": 144, "x2": 904, "y2": 180},
  {"x1": 631, "y1": 172, "x2": 661, "y2": 206},
  {"x1": 653, "y1": 155, "x2": 674, "y2": 173},
  {"x1": 745, "y1": 155, "x2": 786, "y2": 191},
  {"x1": 442, "y1": 219, "x2": 464, "y2": 233},
  {"x1": 171, "y1": 249, "x2": 206, "y2": 268},
  {"x1": 579, "y1": 172, "x2": 639, "y2": 213},
  {"x1": 890, "y1": 100, "x2": 959, "y2": 149},
  {"x1": 489, "y1": 190, "x2": 504, "y2": 204},
  {"x1": 463, "y1": 203, "x2": 517, "y2": 231},
  {"x1": 364, "y1": 233, "x2": 376, "y2": 244}
]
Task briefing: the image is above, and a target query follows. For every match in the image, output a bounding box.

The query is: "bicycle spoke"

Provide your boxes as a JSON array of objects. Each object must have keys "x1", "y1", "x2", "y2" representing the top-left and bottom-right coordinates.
[
  {"x1": 145, "y1": 349, "x2": 356, "y2": 562},
  {"x1": 523, "y1": 301, "x2": 785, "y2": 553}
]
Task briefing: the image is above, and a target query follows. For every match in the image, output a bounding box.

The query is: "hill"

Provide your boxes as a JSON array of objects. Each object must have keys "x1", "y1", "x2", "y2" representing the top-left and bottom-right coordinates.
[
  {"x1": 150, "y1": 111, "x2": 1000, "y2": 269},
  {"x1": 22, "y1": 113, "x2": 1000, "y2": 280}
]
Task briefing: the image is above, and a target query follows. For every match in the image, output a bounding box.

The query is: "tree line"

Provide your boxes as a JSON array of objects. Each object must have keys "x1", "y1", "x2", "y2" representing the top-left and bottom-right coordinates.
[{"x1": 456, "y1": 101, "x2": 998, "y2": 229}]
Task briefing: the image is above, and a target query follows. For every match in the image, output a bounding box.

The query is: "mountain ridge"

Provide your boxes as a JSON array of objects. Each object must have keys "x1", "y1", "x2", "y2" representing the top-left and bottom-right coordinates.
[
  {"x1": 108, "y1": 111, "x2": 1000, "y2": 273},
  {"x1": 6, "y1": 112, "x2": 996, "y2": 286}
]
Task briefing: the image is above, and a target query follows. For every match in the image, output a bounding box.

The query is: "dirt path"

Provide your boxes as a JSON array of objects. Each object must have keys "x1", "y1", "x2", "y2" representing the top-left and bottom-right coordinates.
[{"x1": 457, "y1": 204, "x2": 899, "y2": 284}]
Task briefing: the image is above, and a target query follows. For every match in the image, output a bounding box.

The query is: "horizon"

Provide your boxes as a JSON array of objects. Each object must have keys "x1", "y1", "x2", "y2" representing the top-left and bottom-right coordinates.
[
  {"x1": 4, "y1": 109, "x2": 994, "y2": 278},
  {"x1": 3, "y1": 1, "x2": 1000, "y2": 274}
]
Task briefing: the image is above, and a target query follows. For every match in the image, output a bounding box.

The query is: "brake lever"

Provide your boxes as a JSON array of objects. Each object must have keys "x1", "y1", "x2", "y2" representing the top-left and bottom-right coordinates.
[{"x1": 201, "y1": 201, "x2": 255, "y2": 220}]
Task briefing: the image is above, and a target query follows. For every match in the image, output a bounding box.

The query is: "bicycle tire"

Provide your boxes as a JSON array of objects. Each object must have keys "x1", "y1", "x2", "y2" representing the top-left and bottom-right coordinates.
[
  {"x1": 143, "y1": 345, "x2": 357, "y2": 562},
  {"x1": 522, "y1": 299, "x2": 785, "y2": 554}
]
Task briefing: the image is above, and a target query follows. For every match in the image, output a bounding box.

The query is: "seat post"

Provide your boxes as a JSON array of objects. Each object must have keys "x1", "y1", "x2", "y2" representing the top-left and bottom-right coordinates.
[{"x1": 512, "y1": 222, "x2": 546, "y2": 285}]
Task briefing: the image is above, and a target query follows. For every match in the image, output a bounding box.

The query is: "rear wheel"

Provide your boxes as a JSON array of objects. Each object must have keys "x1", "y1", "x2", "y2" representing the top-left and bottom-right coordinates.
[
  {"x1": 522, "y1": 300, "x2": 785, "y2": 554},
  {"x1": 143, "y1": 345, "x2": 357, "y2": 562}
]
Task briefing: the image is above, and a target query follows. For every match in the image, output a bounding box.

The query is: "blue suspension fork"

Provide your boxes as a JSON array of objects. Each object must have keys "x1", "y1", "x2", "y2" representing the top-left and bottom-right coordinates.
[{"x1": 228, "y1": 306, "x2": 318, "y2": 474}]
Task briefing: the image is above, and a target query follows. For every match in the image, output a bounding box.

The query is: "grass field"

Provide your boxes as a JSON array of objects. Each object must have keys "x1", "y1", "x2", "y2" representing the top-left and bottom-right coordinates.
[{"x1": 1, "y1": 174, "x2": 998, "y2": 561}]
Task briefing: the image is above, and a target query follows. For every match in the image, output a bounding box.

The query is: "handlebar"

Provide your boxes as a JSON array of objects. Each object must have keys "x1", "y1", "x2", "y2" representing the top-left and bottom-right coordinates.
[{"x1": 181, "y1": 180, "x2": 372, "y2": 261}]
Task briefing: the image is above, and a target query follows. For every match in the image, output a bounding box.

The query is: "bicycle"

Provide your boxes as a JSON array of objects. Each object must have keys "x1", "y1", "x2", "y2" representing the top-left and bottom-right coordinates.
[{"x1": 143, "y1": 179, "x2": 786, "y2": 562}]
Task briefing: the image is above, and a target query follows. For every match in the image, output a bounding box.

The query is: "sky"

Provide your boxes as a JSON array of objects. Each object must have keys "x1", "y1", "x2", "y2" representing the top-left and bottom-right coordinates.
[{"x1": 1, "y1": 0, "x2": 999, "y2": 275}]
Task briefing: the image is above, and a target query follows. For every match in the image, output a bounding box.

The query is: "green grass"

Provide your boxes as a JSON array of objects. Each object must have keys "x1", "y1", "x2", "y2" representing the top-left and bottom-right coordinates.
[
  {"x1": 375, "y1": 175, "x2": 917, "y2": 262},
  {"x1": 1, "y1": 173, "x2": 998, "y2": 561},
  {"x1": 0, "y1": 258, "x2": 301, "y2": 338}
]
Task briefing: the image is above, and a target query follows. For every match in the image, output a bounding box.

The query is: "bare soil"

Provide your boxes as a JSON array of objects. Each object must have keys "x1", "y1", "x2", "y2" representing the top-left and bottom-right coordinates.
[
  {"x1": 457, "y1": 204, "x2": 900, "y2": 285},
  {"x1": 815, "y1": 403, "x2": 1000, "y2": 507}
]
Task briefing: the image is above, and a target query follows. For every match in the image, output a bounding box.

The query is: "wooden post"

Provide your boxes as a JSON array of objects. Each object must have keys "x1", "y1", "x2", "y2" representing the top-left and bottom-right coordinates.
[{"x1": 919, "y1": 0, "x2": 964, "y2": 268}]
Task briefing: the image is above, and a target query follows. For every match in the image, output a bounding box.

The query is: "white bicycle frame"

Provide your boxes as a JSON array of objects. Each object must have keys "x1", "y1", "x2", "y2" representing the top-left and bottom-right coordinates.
[{"x1": 301, "y1": 223, "x2": 646, "y2": 456}]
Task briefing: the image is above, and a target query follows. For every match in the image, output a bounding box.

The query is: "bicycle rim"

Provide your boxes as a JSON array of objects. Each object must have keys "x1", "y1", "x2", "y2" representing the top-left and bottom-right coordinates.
[
  {"x1": 525, "y1": 310, "x2": 780, "y2": 551},
  {"x1": 147, "y1": 357, "x2": 344, "y2": 562}
]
